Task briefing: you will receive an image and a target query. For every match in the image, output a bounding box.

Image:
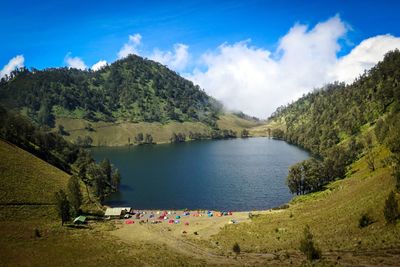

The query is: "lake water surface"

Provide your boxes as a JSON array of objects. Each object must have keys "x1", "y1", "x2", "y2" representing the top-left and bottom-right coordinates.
[{"x1": 91, "y1": 137, "x2": 309, "y2": 211}]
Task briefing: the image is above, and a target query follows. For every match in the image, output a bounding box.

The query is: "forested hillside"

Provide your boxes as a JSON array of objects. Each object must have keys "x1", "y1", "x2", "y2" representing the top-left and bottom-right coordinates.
[
  {"x1": 0, "y1": 54, "x2": 221, "y2": 127},
  {"x1": 268, "y1": 50, "x2": 400, "y2": 195}
]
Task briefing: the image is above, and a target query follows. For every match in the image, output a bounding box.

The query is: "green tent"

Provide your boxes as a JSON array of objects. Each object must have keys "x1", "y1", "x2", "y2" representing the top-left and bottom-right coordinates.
[{"x1": 73, "y1": 215, "x2": 86, "y2": 224}]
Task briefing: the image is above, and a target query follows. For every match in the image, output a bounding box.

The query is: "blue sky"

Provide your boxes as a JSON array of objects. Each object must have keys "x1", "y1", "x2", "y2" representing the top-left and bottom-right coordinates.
[
  {"x1": 1, "y1": 0, "x2": 399, "y2": 69},
  {"x1": 1, "y1": 0, "x2": 400, "y2": 117}
]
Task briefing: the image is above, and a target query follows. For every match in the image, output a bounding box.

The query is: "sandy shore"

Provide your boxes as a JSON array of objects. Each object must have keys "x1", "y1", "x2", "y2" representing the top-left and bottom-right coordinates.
[{"x1": 109, "y1": 209, "x2": 277, "y2": 261}]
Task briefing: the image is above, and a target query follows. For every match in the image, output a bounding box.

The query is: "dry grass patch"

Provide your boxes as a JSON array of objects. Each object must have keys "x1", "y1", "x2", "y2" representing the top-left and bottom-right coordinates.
[
  {"x1": 0, "y1": 140, "x2": 69, "y2": 204},
  {"x1": 212, "y1": 147, "x2": 400, "y2": 262}
]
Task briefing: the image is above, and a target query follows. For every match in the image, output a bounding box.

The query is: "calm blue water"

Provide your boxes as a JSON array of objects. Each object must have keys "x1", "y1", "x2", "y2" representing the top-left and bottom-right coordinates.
[{"x1": 91, "y1": 137, "x2": 309, "y2": 211}]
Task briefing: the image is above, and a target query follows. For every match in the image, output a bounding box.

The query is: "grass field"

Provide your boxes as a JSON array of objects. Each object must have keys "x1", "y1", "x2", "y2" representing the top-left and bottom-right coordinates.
[
  {"x1": 217, "y1": 114, "x2": 263, "y2": 132},
  {"x1": 55, "y1": 114, "x2": 262, "y2": 147},
  {"x1": 0, "y1": 139, "x2": 70, "y2": 204},
  {"x1": 248, "y1": 118, "x2": 285, "y2": 137},
  {"x1": 209, "y1": 145, "x2": 400, "y2": 265},
  {"x1": 56, "y1": 118, "x2": 211, "y2": 146},
  {"x1": 56, "y1": 114, "x2": 259, "y2": 146}
]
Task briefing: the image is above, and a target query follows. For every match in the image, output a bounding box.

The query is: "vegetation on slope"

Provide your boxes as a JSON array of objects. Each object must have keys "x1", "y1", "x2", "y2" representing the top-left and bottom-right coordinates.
[
  {"x1": 266, "y1": 50, "x2": 400, "y2": 195},
  {"x1": 0, "y1": 54, "x2": 262, "y2": 147},
  {"x1": 0, "y1": 54, "x2": 221, "y2": 126},
  {"x1": 0, "y1": 118, "x2": 202, "y2": 267},
  {"x1": 204, "y1": 50, "x2": 400, "y2": 264},
  {"x1": 212, "y1": 146, "x2": 400, "y2": 265},
  {"x1": 0, "y1": 106, "x2": 120, "y2": 205}
]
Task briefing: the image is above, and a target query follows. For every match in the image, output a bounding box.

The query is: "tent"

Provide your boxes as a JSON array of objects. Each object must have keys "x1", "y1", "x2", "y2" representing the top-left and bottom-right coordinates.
[
  {"x1": 104, "y1": 207, "x2": 131, "y2": 218},
  {"x1": 175, "y1": 215, "x2": 181, "y2": 219},
  {"x1": 73, "y1": 216, "x2": 86, "y2": 224}
]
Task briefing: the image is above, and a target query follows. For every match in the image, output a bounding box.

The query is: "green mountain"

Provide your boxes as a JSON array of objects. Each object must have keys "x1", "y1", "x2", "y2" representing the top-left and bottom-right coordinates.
[
  {"x1": 266, "y1": 49, "x2": 400, "y2": 195},
  {"x1": 268, "y1": 50, "x2": 400, "y2": 155},
  {"x1": 0, "y1": 54, "x2": 221, "y2": 127}
]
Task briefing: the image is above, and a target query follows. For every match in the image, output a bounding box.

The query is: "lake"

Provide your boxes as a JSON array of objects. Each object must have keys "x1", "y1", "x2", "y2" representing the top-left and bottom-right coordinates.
[{"x1": 91, "y1": 137, "x2": 309, "y2": 211}]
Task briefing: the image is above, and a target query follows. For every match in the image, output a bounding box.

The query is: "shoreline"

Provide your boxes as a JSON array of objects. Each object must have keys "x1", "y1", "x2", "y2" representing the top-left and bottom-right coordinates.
[
  {"x1": 87, "y1": 135, "x2": 269, "y2": 148},
  {"x1": 103, "y1": 206, "x2": 285, "y2": 217}
]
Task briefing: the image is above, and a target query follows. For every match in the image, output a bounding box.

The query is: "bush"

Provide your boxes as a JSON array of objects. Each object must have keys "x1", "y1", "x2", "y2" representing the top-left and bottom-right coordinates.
[
  {"x1": 232, "y1": 242, "x2": 240, "y2": 254},
  {"x1": 34, "y1": 228, "x2": 41, "y2": 238},
  {"x1": 384, "y1": 191, "x2": 399, "y2": 224},
  {"x1": 359, "y1": 213, "x2": 374, "y2": 228},
  {"x1": 299, "y1": 225, "x2": 321, "y2": 261}
]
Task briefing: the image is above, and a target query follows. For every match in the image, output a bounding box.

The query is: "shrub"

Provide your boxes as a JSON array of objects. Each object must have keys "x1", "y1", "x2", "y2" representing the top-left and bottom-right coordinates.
[
  {"x1": 34, "y1": 228, "x2": 41, "y2": 238},
  {"x1": 232, "y1": 242, "x2": 241, "y2": 254},
  {"x1": 384, "y1": 191, "x2": 399, "y2": 224},
  {"x1": 359, "y1": 213, "x2": 374, "y2": 228},
  {"x1": 299, "y1": 225, "x2": 321, "y2": 261}
]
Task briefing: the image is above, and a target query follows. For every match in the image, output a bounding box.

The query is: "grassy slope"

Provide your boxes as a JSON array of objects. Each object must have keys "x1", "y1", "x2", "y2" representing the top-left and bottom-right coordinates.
[
  {"x1": 0, "y1": 139, "x2": 70, "y2": 204},
  {"x1": 211, "y1": 145, "x2": 400, "y2": 264},
  {"x1": 0, "y1": 139, "x2": 202, "y2": 266},
  {"x1": 217, "y1": 114, "x2": 262, "y2": 132},
  {"x1": 56, "y1": 114, "x2": 262, "y2": 146},
  {"x1": 247, "y1": 115, "x2": 287, "y2": 137}
]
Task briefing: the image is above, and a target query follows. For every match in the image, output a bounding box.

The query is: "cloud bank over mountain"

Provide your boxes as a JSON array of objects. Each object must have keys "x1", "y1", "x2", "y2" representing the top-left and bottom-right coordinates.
[{"x1": 187, "y1": 16, "x2": 400, "y2": 118}]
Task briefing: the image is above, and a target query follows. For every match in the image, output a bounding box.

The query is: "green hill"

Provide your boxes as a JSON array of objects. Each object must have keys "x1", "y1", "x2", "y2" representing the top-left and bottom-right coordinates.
[
  {"x1": 267, "y1": 50, "x2": 400, "y2": 155},
  {"x1": 0, "y1": 54, "x2": 261, "y2": 146},
  {"x1": 0, "y1": 54, "x2": 221, "y2": 126},
  {"x1": 255, "y1": 50, "x2": 400, "y2": 196}
]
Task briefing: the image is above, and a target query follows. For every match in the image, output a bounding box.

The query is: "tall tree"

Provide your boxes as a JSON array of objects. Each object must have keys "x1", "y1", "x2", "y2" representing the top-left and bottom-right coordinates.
[
  {"x1": 68, "y1": 175, "x2": 82, "y2": 216},
  {"x1": 100, "y1": 158, "x2": 112, "y2": 184},
  {"x1": 111, "y1": 169, "x2": 121, "y2": 190},
  {"x1": 55, "y1": 190, "x2": 70, "y2": 226},
  {"x1": 384, "y1": 191, "x2": 399, "y2": 224},
  {"x1": 364, "y1": 133, "x2": 376, "y2": 171}
]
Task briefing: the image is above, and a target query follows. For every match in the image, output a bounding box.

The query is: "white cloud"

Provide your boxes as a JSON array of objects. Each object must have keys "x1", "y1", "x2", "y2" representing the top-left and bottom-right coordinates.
[
  {"x1": 117, "y1": 33, "x2": 190, "y2": 71},
  {"x1": 187, "y1": 16, "x2": 400, "y2": 118},
  {"x1": 91, "y1": 60, "x2": 107, "y2": 71},
  {"x1": 65, "y1": 54, "x2": 87, "y2": 70},
  {"x1": 149, "y1": 43, "x2": 190, "y2": 71},
  {"x1": 331, "y1": 35, "x2": 400, "y2": 83},
  {"x1": 0, "y1": 55, "x2": 25, "y2": 79},
  {"x1": 129, "y1": 33, "x2": 142, "y2": 45},
  {"x1": 118, "y1": 33, "x2": 142, "y2": 59}
]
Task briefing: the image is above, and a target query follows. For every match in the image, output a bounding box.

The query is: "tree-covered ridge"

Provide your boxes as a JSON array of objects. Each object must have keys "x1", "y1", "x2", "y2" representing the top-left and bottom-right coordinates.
[
  {"x1": 269, "y1": 50, "x2": 400, "y2": 156},
  {"x1": 268, "y1": 50, "x2": 400, "y2": 195},
  {"x1": 0, "y1": 54, "x2": 221, "y2": 126}
]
